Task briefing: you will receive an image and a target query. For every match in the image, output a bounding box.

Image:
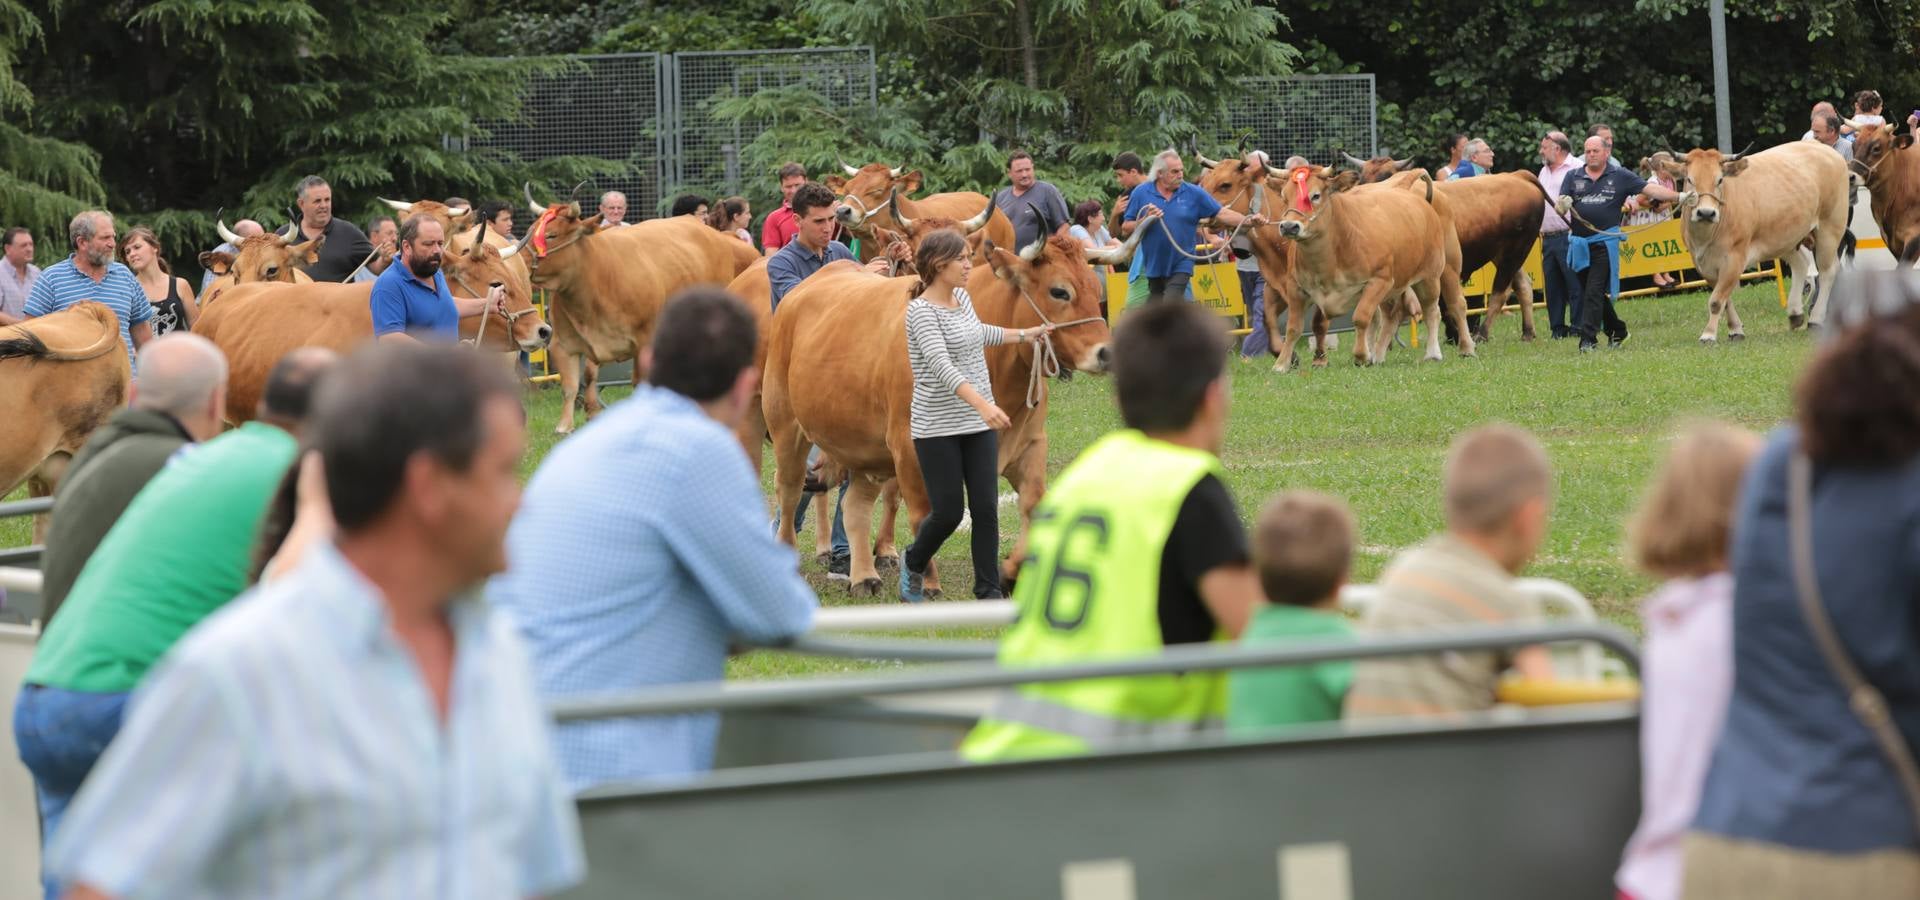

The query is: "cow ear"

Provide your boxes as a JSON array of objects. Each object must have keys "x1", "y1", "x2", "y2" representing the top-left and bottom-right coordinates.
[
  {"x1": 987, "y1": 245, "x2": 1023, "y2": 282},
  {"x1": 899, "y1": 170, "x2": 924, "y2": 195},
  {"x1": 824, "y1": 175, "x2": 848, "y2": 193},
  {"x1": 583, "y1": 213, "x2": 604, "y2": 230},
  {"x1": 1327, "y1": 171, "x2": 1362, "y2": 194},
  {"x1": 1722, "y1": 158, "x2": 1750, "y2": 177},
  {"x1": 1897, "y1": 135, "x2": 1916, "y2": 151},
  {"x1": 301, "y1": 236, "x2": 325, "y2": 265}
]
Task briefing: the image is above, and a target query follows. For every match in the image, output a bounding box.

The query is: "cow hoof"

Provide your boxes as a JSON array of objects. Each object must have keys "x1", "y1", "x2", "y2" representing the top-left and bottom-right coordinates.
[
  {"x1": 1521, "y1": 330, "x2": 1537, "y2": 343},
  {"x1": 925, "y1": 587, "x2": 944, "y2": 600},
  {"x1": 553, "y1": 424, "x2": 573, "y2": 436},
  {"x1": 874, "y1": 555, "x2": 900, "y2": 572},
  {"x1": 1471, "y1": 330, "x2": 1490, "y2": 344},
  {"x1": 1310, "y1": 357, "x2": 1328, "y2": 369},
  {"x1": 1789, "y1": 314, "x2": 1807, "y2": 330},
  {"x1": 850, "y1": 578, "x2": 882, "y2": 599},
  {"x1": 1728, "y1": 332, "x2": 1746, "y2": 342},
  {"x1": 1424, "y1": 352, "x2": 1443, "y2": 363},
  {"x1": 814, "y1": 552, "x2": 834, "y2": 566},
  {"x1": 1699, "y1": 335, "x2": 1716, "y2": 345},
  {"x1": 1806, "y1": 322, "x2": 1822, "y2": 332}
]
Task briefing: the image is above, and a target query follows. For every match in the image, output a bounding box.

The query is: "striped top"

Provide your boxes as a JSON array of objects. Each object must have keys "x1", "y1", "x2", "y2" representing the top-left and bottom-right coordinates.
[
  {"x1": 905, "y1": 289, "x2": 1007, "y2": 439},
  {"x1": 1342, "y1": 534, "x2": 1543, "y2": 718},
  {"x1": 24, "y1": 256, "x2": 152, "y2": 371},
  {"x1": 49, "y1": 541, "x2": 585, "y2": 899}
]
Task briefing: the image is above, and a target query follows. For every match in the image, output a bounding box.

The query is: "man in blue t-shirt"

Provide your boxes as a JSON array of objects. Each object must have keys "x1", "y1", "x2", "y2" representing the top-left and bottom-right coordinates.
[
  {"x1": 1120, "y1": 150, "x2": 1267, "y2": 304},
  {"x1": 1555, "y1": 135, "x2": 1682, "y2": 352},
  {"x1": 369, "y1": 215, "x2": 505, "y2": 344}
]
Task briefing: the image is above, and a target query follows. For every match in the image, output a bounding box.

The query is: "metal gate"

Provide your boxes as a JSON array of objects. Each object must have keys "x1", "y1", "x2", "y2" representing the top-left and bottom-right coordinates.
[
  {"x1": 1225, "y1": 74, "x2": 1377, "y2": 165},
  {"x1": 472, "y1": 48, "x2": 877, "y2": 221}
]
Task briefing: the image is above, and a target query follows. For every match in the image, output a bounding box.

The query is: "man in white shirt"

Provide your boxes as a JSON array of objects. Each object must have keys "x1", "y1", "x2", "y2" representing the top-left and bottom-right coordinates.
[{"x1": 1537, "y1": 132, "x2": 1584, "y2": 339}]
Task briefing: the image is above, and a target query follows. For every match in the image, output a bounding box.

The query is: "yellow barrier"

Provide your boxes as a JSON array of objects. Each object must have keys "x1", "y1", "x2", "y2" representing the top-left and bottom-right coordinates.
[{"x1": 1105, "y1": 260, "x2": 1252, "y2": 334}]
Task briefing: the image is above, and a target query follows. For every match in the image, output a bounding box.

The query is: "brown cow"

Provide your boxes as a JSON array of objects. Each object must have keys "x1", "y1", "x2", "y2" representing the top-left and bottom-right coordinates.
[
  {"x1": 522, "y1": 195, "x2": 760, "y2": 433},
  {"x1": 193, "y1": 230, "x2": 547, "y2": 423},
  {"x1": 1273, "y1": 167, "x2": 1476, "y2": 369},
  {"x1": 0, "y1": 303, "x2": 131, "y2": 511},
  {"x1": 762, "y1": 228, "x2": 1136, "y2": 596},
  {"x1": 1851, "y1": 124, "x2": 1920, "y2": 267},
  {"x1": 1195, "y1": 155, "x2": 1345, "y2": 363},
  {"x1": 1653, "y1": 142, "x2": 1849, "y2": 340},
  {"x1": 1350, "y1": 154, "x2": 1545, "y2": 342},
  {"x1": 828, "y1": 162, "x2": 1017, "y2": 262},
  {"x1": 199, "y1": 219, "x2": 321, "y2": 308}
]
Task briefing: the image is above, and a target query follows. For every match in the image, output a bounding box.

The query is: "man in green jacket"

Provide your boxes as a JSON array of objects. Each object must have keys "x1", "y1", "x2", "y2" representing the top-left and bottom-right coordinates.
[
  {"x1": 13, "y1": 346, "x2": 336, "y2": 894},
  {"x1": 35, "y1": 333, "x2": 229, "y2": 623}
]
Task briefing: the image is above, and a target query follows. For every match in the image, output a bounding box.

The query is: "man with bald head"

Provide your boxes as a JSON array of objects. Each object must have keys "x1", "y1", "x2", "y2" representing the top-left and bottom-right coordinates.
[
  {"x1": 14, "y1": 346, "x2": 339, "y2": 896},
  {"x1": 199, "y1": 218, "x2": 262, "y2": 294},
  {"x1": 36, "y1": 334, "x2": 231, "y2": 624}
]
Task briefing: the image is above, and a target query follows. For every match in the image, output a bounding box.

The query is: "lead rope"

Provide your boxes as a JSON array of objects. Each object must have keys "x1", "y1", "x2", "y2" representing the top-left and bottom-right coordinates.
[{"x1": 1016, "y1": 285, "x2": 1106, "y2": 409}]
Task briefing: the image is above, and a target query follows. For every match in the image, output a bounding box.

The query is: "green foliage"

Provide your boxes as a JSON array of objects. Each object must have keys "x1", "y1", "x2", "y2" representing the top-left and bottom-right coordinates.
[
  {"x1": 0, "y1": 1, "x2": 106, "y2": 263},
  {"x1": 1279, "y1": 0, "x2": 1920, "y2": 171},
  {"x1": 8, "y1": 1, "x2": 616, "y2": 275}
]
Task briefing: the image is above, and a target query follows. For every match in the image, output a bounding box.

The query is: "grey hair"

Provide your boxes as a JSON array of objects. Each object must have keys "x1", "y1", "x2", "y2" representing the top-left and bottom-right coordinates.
[
  {"x1": 295, "y1": 175, "x2": 329, "y2": 201},
  {"x1": 1148, "y1": 149, "x2": 1183, "y2": 177},
  {"x1": 600, "y1": 191, "x2": 627, "y2": 205},
  {"x1": 1465, "y1": 138, "x2": 1491, "y2": 157},
  {"x1": 132, "y1": 333, "x2": 228, "y2": 418},
  {"x1": 68, "y1": 210, "x2": 111, "y2": 249},
  {"x1": 1283, "y1": 155, "x2": 1309, "y2": 169}
]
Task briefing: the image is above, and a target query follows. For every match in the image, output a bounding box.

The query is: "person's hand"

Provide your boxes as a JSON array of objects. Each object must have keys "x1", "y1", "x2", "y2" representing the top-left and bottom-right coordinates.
[
  {"x1": 1141, "y1": 204, "x2": 1163, "y2": 219},
  {"x1": 294, "y1": 450, "x2": 333, "y2": 525},
  {"x1": 1024, "y1": 324, "x2": 1054, "y2": 344},
  {"x1": 1554, "y1": 195, "x2": 1573, "y2": 216},
  {"x1": 1244, "y1": 213, "x2": 1268, "y2": 227},
  {"x1": 864, "y1": 257, "x2": 892, "y2": 275},
  {"x1": 979, "y1": 402, "x2": 1012, "y2": 430},
  {"x1": 1908, "y1": 113, "x2": 1920, "y2": 132},
  {"x1": 375, "y1": 239, "x2": 395, "y2": 258},
  {"x1": 886, "y1": 240, "x2": 912, "y2": 262},
  {"x1": 487, "y1": 284, "x2": 509, "y2": 315},
  {"x1": 1113, "y1": 194, "x2": 1130, "y2": 217}
]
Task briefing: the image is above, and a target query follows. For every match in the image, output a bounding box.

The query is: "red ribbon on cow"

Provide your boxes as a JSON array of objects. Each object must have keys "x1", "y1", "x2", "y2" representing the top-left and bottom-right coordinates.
[
  {"x1": 530, "y1": 209, "x2": 557, "y2": 258},
  {"x1": 1290, "y1": 166, "x2": 1314, "y2": 213}
]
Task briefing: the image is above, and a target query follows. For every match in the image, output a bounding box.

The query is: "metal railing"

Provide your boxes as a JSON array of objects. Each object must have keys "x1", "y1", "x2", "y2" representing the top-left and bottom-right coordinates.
[{"x1": 553, "y1": 622, "x2": 1637, "y2": 722}]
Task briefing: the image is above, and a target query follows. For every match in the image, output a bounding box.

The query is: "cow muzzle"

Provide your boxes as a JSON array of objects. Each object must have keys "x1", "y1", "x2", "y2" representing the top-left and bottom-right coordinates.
[
  {"x1": 1691, "y1": 206, "x2": 1719, "y2": 223},
  {"x1": 1277, "y1": 220, "x2": 1305, "y2": 239},
  {"x1": 1079, "y1": 343, "x2": 1113, "y2": 373}
]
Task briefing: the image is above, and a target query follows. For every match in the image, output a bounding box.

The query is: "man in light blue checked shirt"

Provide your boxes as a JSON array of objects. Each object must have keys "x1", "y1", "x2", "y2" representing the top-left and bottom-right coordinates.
[
  {"x1": 48, "y1": 343, "x2": 583, "y2": 900},
  {"x1": 490, "y1": 287, "x2": 817, "y2": 791}
]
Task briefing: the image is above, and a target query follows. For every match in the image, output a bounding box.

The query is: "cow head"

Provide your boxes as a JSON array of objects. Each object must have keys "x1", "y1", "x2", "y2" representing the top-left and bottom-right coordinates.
[
  {"x1": 197, "y1": 250, "x2": 234, "y2": 279},
  {"x1": 217, "y1": 219, "x2": 324, "y2": 282},
  {"x1": 1852, "y1": 123, "x2": 1914, "y2": 180},
  {"x1": 1273, "y1": 167, "x2": 1360, "y2": 240},
  {"x1": 1677, "y1": 148, "x2": 1750, "y2": 225},
  {"x1": 440, "y1": 222, "x2": 550, "y2": 352},
  {"x1": 380, "y1": 197, "x2": 474, "y2": 233},
  {"x1": 521, "y1": 184, "x2": 603, "y2": 286},
  {"x1": 828, "y1": 162, "x2": 923, "y2": 228},
  {"x1": 1342, "y1": 150, "x2": 1417, "y2": 184},
  {"x1": 881, "y1": 192, "x2": 994, "y2": 245},
  {"x1": 979, "y1": 227, "x2": 1135, "y2": 374},
  {"x1": 1197, "y1": 155, "x2": 1273, "y2": 217}
]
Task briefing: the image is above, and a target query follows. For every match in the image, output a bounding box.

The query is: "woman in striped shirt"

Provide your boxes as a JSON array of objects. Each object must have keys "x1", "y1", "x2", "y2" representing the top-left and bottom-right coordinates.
[{"x1": 900, "y1": 229, "x2": 1050, "y2": 603}]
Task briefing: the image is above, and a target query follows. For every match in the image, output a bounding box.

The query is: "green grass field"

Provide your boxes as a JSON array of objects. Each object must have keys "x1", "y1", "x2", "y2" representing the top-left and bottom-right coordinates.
[{"x1": 4, "y1": 281, "x2": 1811, "y2": 678}]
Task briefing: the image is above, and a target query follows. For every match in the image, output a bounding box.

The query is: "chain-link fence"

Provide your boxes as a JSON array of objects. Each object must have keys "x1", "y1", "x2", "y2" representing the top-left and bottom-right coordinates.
[
  {"x1": 667, "y1": 48, "x2": 877, "y2": 207},
  {"x1": 1225, "y1": 74, "x2": 1377, "y2": 165},
  {"x1": 471, "y1": 53, "x2": 669, "y2": 223}
]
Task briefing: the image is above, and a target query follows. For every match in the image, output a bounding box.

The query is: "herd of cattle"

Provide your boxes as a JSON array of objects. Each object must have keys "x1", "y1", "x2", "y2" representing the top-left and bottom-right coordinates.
[{"x1": 0, "y1": 132, "x2": 1902, "y2": 590}]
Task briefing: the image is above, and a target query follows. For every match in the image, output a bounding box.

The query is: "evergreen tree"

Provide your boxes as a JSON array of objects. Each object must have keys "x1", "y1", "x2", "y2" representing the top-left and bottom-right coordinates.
[{"x1": 0, "y1": 0, "x2": 108, "y2": 264}]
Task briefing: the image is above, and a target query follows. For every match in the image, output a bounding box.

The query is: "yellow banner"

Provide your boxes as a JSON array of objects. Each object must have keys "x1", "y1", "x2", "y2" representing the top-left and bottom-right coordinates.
[
  {"x1": 1462, "y1": 218, "x2": 1692, "y2": 295},
  {"x1": 1105, "y1": 261, "x2": 1245, "y2": 324}
]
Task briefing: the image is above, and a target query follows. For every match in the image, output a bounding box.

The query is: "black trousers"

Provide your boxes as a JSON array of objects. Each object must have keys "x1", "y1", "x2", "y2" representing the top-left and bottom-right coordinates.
[
  {"x1": 1576, "y1": 244, "x2": 1625, "y2": 344},
  {"x1": 1146, "y1": 272, "x2": 1192, "y2": 304},
  {"x1": 905, "y1": 429, "x2": 1002, "y2": 597}
]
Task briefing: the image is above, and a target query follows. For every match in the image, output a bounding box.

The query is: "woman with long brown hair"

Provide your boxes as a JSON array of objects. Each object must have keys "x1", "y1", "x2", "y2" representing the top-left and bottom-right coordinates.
[
  {"x1": 898, "y1": 228, "x2": 1049, "y2": 602},
  {"x1": 121, "y1": 226, "x2": 195, "y2": 334},
  {"x1": 705, "y1": 196, "x2": 753, "y2": 245}
]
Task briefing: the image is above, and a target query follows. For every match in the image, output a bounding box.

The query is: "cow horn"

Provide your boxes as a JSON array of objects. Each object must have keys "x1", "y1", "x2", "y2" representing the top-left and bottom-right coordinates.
[
  {"x1": 840, "y1": 160, "x2": 861, "y2": 177},
  {"x1": 216, "y1": 218, "x2": 241, "y2": 245},
  {"x1": 1394, "y1": 157, "x2": 1416, "y2": 171},
  {"x1": 524, "y1": 182, "x2": 545, "y2": 215},
  {"x1": 468, "y1": 222, "x2": 489, "y2": 257},
  {"x1": 567, "y1": 180, "x2": 590, "y2": 204},
  {"x1": 379, "y1": 197, "x2": 414, "y2": 212},
  {"x1": 889, "y1": 165, "x2": 906, "y2": 178},
  {"x1": 1019, "y1": 236, "x2": 1045, "y2": 262},
  {"x1": 1197, "y1": 152, "x2": 1221, "y2": 170},
  {"x1": 887, "y1": 191, "x2": 914, "y2": 229},
  {"x1": 1725, "y1": 141, "x2": 1754, "y2": 162},
  {"x1": 960, "y1": 198, "x2": 993, "y2": 234},
  {"x1": 1027, "y1": 201, "x2": 1055, "y2": 238},
  {"x1": 499, "y1": 233, "x2": 528, "y2": 259},
  {"x1": 1085, "y1": 211, "x2": 1149, "y2": 265},
  {"x1": 446, "y1": 206, "x2": 470, "y2": 219},
  {"x1": 1341, "y1": 150, "x2": 1368, "y2": 169}
]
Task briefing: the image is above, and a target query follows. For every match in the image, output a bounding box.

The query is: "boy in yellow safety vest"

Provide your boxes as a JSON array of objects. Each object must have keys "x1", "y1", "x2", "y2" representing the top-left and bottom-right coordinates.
[{"x1": 961, "y1": 302, "x2": 1264, "y2": 761}]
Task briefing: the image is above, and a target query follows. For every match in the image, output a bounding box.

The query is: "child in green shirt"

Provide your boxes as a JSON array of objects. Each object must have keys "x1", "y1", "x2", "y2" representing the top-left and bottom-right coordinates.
[{"x1": 1227, "y1": 491, "x2": 1358, "y2": 732}]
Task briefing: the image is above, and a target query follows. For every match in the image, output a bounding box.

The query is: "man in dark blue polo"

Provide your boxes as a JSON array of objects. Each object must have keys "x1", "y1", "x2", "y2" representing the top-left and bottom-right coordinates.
[
  {"x1": 1120, "y1": 149, "x2": 1266, "y2": 304},
  {"x1": 369, "y1": 215, "x2": 505, "y2": 344},
  {"x1": 766, "y1": 182, "x2": 898, "y2": 311}
]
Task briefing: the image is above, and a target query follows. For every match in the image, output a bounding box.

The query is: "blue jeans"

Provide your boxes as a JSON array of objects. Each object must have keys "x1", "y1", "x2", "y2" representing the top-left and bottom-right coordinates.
[
  {"x1": 13, "y1": 685, "x2": 131, "y2": 899},
  {"x1": 1541, "y1": 232, "x2": 1584, "y2": 338},
  {"x1": 1237, "y1": 269, "x2": 1270, "y2": 357}
]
